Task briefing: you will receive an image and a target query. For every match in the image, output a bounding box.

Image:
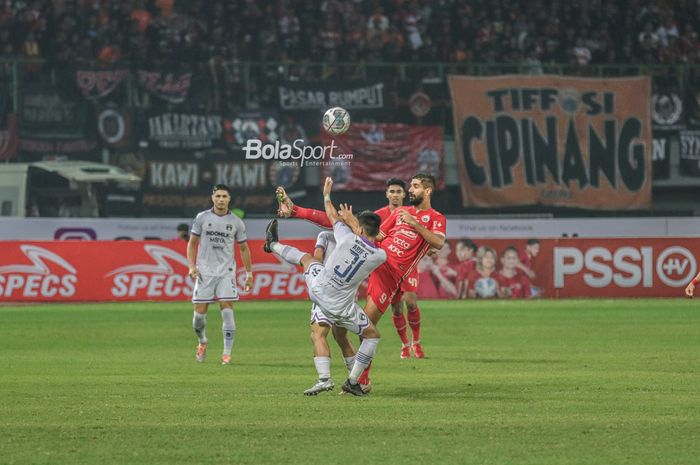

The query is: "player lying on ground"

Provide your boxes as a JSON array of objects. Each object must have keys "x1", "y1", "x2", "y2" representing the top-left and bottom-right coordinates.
[
  {"x1": 264, "y1": 177, "x2": 387, "y2": 396},
  {"x1": 276, "y1": 173, "x2": 446, "y2": 389}
]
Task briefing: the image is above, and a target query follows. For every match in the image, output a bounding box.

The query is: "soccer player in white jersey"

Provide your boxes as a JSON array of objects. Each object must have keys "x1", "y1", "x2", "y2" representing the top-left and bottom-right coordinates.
[
  {"x1": 187, "y1": 184, "x2": 253, "y2": 365},
  {"x1": 264, "y1": 177, "x2": 387, "y2": 396},
  {"x1": 303, "y1": 231, "x2": 358, "y2": 396}
]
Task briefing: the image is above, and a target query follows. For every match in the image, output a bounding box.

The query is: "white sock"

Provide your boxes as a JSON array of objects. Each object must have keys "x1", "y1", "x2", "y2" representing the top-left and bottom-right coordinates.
[
  {"x1": 193, "y1": 312, "x2": 207, "y2": 344},
  {"x1": 271, "y1": 242, "x2": 305, "y2": 265},
  {"x1": 313, "y1": 356, "x2": 331, "y2": 380},
  {"x1": 349, "y1": 338, "x2": 379, "y2": 383},
  {"x1": 344, "y1": 356, "x2": 356, "y2": 373},
  {"x1": 221, "y1": 308, "x2": 236, "y2": 356}
]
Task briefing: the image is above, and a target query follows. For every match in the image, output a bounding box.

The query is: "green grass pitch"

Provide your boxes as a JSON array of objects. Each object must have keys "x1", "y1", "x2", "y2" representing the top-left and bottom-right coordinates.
[{"x1": 1, "y1": 299, "x2": 699, "y2": 465}]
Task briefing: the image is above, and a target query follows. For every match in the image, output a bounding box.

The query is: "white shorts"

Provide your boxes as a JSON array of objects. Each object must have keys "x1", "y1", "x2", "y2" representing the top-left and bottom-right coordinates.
[
  {"x1": 310, "y1": 303, "x2": 333, "y2": 326},
  {"x1": 304, "y1": 263, "x2": 371, "y2": 336},
  {"x1": 192, "y1": 273, "x2": 239, "y2": 304}
]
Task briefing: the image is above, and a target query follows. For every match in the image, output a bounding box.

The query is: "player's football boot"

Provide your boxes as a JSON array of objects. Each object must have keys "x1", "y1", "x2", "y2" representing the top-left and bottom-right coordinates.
[
  {"x1": 360, "y1": 382, "x2": 372, "y2": 394},
  {"x1": 195, "y1": 343, "x2": 207, "y2": 362},
  {"x1": 400, "y1": 345, "x2": 411, "y2": 359},
  {"x1": 221, "y1": 354, "x2": 231, "y2": 365},
  {"x1": 412, "y1": 342, "x2": 425, "y2": 359},
  {"x1": 263, "y1": 219, "x2": 278, "y2": 253},
  {"x1": 303, "y1": 378, "x2": 334, "y2": 396},
  {"x1": 275, "y1": 187, "x2": 295, "y2": 218},
  {"x1": 341, "y1": 379, "x2": 367, "y2": 397}
]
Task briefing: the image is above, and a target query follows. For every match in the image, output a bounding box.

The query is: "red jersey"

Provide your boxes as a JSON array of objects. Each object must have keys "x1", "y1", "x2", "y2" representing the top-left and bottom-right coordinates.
[
  {"x1": 379, "y1": 206, "x2": 446, "y2": 277},
  {"x1": 455, "y1": 258, "x2": 477, "y2": 281},
  {"x1": 519, "y1": 250, "x2": 532, "y2": 269},
  {"x1": 417, "y1": 268, "x2": 440, "y2": 298},
  {"x1": 465, "y1": 268, "x2": 499, "y2": 298},
  {"x1": 374, "y1": 205, "x2": 394, "y2": 223},
  {"x1": 495, "y1": 271, "x2": 531, "y2": 298}
]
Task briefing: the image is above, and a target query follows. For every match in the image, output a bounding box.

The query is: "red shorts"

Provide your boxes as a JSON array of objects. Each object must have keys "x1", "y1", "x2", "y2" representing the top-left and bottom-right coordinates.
[
  {"x1": 390, "y1": 268, "x2": 420, "y2": 305},
  {"x1": 366, "y1": 262, "x2": 402, "y2": 313}
]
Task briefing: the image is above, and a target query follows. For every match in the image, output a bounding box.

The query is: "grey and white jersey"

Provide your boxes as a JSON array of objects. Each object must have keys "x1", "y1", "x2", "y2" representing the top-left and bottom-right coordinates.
[
  {"x1": 191, "y1": 209, "x2": 247, "y2": 276},
  {"x1": 315, "y1": 231, "x2": 336, "y2": 264},
  {"x1": 309, "y1": 222, "x2": 386, "y2": 318}
]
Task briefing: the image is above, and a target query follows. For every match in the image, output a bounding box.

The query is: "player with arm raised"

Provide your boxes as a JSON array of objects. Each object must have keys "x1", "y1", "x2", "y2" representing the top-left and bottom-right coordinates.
[
  {"x1": 264, "y1": 177, "x2": 387, "y2": 396},
  {"x1": 277, "y1": 173, "x2": 446, "y2": 389},
  {"x1": 302, "y1": 230, "x2": 359, "y2": 396},
  {"x1": 187, "y1": 184, "x2": 253, "y2": 365}
]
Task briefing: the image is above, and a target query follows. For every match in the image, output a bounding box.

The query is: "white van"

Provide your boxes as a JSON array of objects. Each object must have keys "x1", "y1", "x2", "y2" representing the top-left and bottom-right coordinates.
[{"x1": 0, "y1": 161, "x2": 141, "y2": 217}]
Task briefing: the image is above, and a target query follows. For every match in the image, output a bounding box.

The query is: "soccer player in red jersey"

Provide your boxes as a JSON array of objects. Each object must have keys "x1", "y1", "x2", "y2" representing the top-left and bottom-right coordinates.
[
  {"x1": 277, "y1": 173, "x2": 446, "y2": 390},
  {"x1": 375, "y1": 178, "x2": 425, "y2": 359}
]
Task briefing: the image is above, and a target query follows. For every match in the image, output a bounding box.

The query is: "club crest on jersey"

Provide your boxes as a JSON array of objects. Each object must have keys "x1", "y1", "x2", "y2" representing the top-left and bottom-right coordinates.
[
  {"x1": 421, "y1": 215, "x2": 430, "y2": 222},
  {"x1": 226, "y1": 224, "x2": 233, "y2": 231}
]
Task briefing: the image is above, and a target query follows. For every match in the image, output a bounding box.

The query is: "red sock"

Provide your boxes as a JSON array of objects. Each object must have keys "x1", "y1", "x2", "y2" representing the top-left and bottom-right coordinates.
[
  {"x1": 292, "y1": 205, "x2": 333, "y2": 228},
  {"x1": 392, "y1": 312, "x2": 410, "y2": 345},
  {"x1": 408, "y1": 306, "x2": 421, "y2": 343},
  {"x1": 358, "y1": 363, "x2": 372, "y2": 385}
]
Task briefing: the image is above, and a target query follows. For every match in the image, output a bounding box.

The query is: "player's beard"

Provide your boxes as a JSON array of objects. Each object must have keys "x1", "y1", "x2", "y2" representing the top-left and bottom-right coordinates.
[{"x1": 409, "y1": 193, "x2": 423, "y2": 206}]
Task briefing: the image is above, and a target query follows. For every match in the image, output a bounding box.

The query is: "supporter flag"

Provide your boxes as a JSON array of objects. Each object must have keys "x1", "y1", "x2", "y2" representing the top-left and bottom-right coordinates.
[
  {"x1": 320, "y1": 123, "x2": 444, "y2": 192},
  {"x1": 449, "y1": 75, "x2": 652, "y2": 210},
  {"x1": 679, "y1": 129, "x2": 700, "y2": 177},
  {"x1": 652, "y1": 132, "x2": 671, "y2": 180}
]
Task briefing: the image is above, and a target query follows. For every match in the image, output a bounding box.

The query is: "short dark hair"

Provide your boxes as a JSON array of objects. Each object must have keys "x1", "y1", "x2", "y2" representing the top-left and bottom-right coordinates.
[
  {"x1": 385, "y1": 177, "x2": 406, "y2": 190},
  {"x1": 457, "y1": 238, "x2": 477, "y2": 251},
  {"x1": 212, "y1": 184, "x2": 231, "y2": 194},
  {"x1": 412, "y1": 173, "x2": 436, "y2": 190},
  {"x1": 526, "y1": 238, "x2": 540, "y2": 245},
  {"x1": 357, "y1": 210, "x2": 381, "y2": 238},
  {"x1": 177, "y1": 223, "x2": 189, "y2": 232}
]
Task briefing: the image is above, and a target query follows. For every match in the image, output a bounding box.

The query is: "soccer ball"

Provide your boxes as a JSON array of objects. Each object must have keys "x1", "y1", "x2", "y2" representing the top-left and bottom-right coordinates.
[
  {"x1": 322, "y1": 107, "x2": 351, "y2": 136},
  {"x1": 474, "y1": 277, "x2": 498, "y2": 298}
]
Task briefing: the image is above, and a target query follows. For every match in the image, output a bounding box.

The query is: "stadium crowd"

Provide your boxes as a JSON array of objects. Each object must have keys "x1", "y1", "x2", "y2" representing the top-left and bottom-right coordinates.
[{"x1": 0, "y1": 0, "x2": 699, "y2": 69}]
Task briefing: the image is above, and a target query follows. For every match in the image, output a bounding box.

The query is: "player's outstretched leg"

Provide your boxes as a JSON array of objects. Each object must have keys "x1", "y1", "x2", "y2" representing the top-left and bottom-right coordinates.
[
  {"x1": 276, "y1": 187, "x2": 294, "y2": 218},
  {"x1": 263, "y1": 219, "x2": 279, "y2": 253}
]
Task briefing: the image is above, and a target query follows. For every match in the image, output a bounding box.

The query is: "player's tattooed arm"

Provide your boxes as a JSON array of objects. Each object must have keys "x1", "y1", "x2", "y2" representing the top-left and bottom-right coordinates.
[{"x1": 398, "y1": 210, "x2": 445, "y2": 249}]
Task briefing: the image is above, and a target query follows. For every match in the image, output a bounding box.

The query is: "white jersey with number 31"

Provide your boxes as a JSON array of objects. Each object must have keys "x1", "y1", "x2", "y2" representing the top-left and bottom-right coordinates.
[{"x1": 309, "y1": 222, "x2": 386, "y2": 319}]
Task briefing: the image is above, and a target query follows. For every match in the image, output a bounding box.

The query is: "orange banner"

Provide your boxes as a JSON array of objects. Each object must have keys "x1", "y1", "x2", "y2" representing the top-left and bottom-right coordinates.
[{"x1": 449, "y1": 75, "x2": 652, "y2": 209}]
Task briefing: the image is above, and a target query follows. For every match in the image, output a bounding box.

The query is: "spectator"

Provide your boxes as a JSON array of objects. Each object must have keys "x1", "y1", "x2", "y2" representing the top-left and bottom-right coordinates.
[
  {"x1": 496, "y1": 246, "x2": 532, "y2": 299},
  {"x1": 465, "y1": 246, "x2": 500, "y2": 299},
  {"x1": 517, "y1": 239, "x2": 540, "y2": 281}
]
